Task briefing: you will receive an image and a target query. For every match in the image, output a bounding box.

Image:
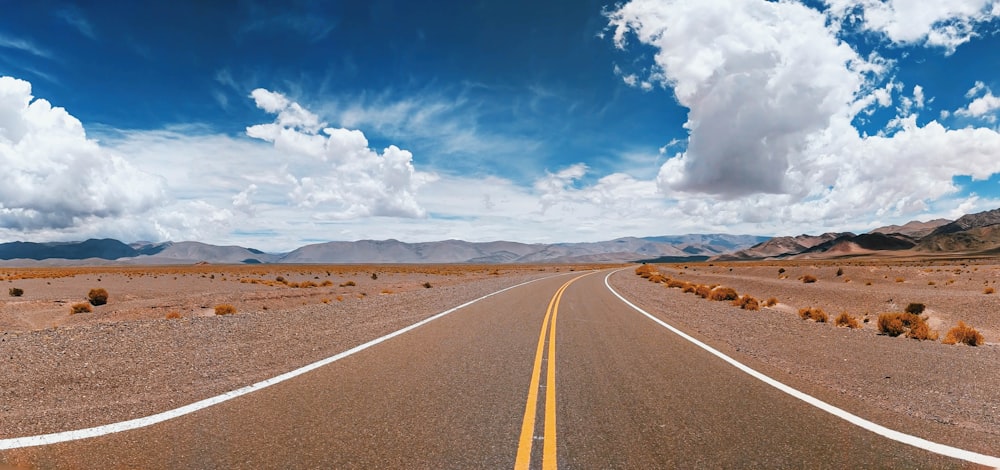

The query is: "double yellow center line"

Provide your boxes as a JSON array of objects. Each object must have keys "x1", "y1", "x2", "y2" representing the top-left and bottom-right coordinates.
[{"x1": 515, "y1": 273, "x2": 590, "y2": 469}]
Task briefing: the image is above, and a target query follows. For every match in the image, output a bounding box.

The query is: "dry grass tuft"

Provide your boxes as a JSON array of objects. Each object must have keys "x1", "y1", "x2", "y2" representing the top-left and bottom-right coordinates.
[
  {"x1": 834, "y1": 311, "x2": 861, "y2": 329},
  {"x1": 340, "y1": 280, "x2": 356, "y2": 287},
  {"x1": 214, "y1": 304, "x2": 238, "y2": 315},
  {"x1": 877, "y1": 312, "x2": 937, "y2": 340},
  {"x1": 942, "y1": 321, "x2": 984, "y2": 346},
  {"x1": 648, "y1": 274, "x2": 668, "y2": 283},
  {"x1": 165, "y1": 311, "x2": 182, "y2": 319},
  {"x1": 666, "y1": 279, "x2": 687, "y2": 289},
  {"x1": 87, "y1": 288, "x2": 109, "y2": 306},
  {"x1": 985, "y1": 287, "x2": 995, "y2": 295},
  {"x1": 733, "y1": 295, "x2": 760, "y2": 311},
  {"x1": 800, "y1": 274, "x2": 817, "y2": 284},
  {"x1": 681, "y1": 283, "x2": 697, "y2": 294},
  {"x1": 423, "y1": 282, "x2": 433, "y2": 288},
  {"x1": 8, "y1": 287, "x2": 23, "y2": 297},
  {"x1": 764, "y1": 297, "x2": 779, "y2": 307},
  {"x1": 709, "y1": 287, "x2": 739, "y2": 301},
  {"x1": 798, "y1": 307, "x2": 828, "y2": 322},
  {"x1": 635, "y1": 265, "x2": 656, "y2": 278},
  {"x1": 904, "y1": 303, "x2": 925, "y2": 315},
  {"x1": 336, "y1": 295, "x2": 344, "y2": 302},
  {"x1": 70, "y1": 302, "x2": 92, "y2": 314},
  {"x1": 694, "y1": 285, "x2": 713, "y2": 299}
]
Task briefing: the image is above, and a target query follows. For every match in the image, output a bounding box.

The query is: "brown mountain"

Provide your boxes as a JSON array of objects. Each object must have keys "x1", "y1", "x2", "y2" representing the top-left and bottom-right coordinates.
[
  {"x1": 869, "y1": 219, "x2": 951, "y2": 238},
  {"x1": 713, "y1": 232, "x2": 849, "y2": 260}
]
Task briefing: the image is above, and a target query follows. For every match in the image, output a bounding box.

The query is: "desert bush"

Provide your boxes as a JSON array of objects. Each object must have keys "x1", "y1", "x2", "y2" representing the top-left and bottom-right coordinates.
[
  {"x1": 907, "y1": 320, "x2": 938, "y2": 341},
  {"x1": 165, "y1": 311, "x2": 182, "y2": 319},
  {"x1": 778, "y1": 268, "x2": 785, "y2": 274},
  {"x1": 87, "y1": 288, "x2": 108, "y2": 306},
  {"x1": 8, "y1": 287, "x2": 23, "y2": 297},
  {"x1": 694, "y1": 285, "x2": 713, "y2": 299},
  {"x1": 275, "y1": 276, "x2": 286, "y2": 283},
  {"x1": 681, "y1": 283, "x2": 697, "y2": 293},
  {"x1": 877, "y1": 312, "x2": 936, "y2": 340},
  {"x1": 336, "y1": 295, "x2": 344, "y2": 302},
  {"x1": 836, "y1": 267, "x2": 843, "y2": 277},
  {"x1": 635, "y1": 265, "x2": 655, "y2": 277},
  {"x1": 214, "y1": 304, "x2": 237, "y2": 315},
  {"x1": 764, "y1": 297, "x2": 778, "y2": 307},
  {"x1": 942, "y1": 321, "x2": 984, "y2": 346},
  {"x1": 666, "y1": 279, "x2": 686, "y2": 289},
  {"x1": 834, "y1": 312, "x2": 861, "y2": 329},
  {"x1": 985, "y1": 287, "x2": 995, "y2": 295},
  {"x1": 801, "y1": 274, "x2": 817, "y2": 284},
  {"x1": 733, "y1": 295, "x2": 760, "y2": 311},
  {"x1": 798, "y1": 307, "x2": 828, "y2": 322},
  {"x1": 423, "y1": 282, "x2": 433, "y2": 288},
  {"x1": 340, "y1": 280, "x2": 356, "y2": 287},
  {"x1": 70, "y1": 302, "x2": 92, "y2": 314},
  {"x1": 299, "y1": 281, "x2": 318, "y2": 288},
  {"x1": 371, "y1": 273, "x2": 378, "y2": 280},
  {"x1": 904, "y1": 303, "x2": 925, "y2": 315},
  {"x1": 321, "y1": 298, "x2": 331, "y2": 304},
  {"x1": 709, "y1": 287, "x2": 739, "y2": 301},
  {"x1": 648, "y1": 274, "x2": 668, "y2": 283},
  {"x1": 895, "y1": 277, "x2": 905, "y2": 283},
  {"x1": 320, "y1": 280, "x2": 333, "y2": 287}
]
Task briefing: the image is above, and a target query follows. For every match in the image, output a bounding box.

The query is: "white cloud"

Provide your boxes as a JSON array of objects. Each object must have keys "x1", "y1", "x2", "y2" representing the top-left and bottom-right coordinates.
[
  {"x1": 824, "y1": 0, "x2": 999, "y2": 53},
  {"x1": 605, "y1": 0, "x2": 1000, "y2": 234},
  {"x1": 955, "y1": 82, "x2": 1000, "y2": 122},
  {"x1": 246, "y1": 88, "x2": 432, "y2": 219},
  {"x1": 610, "y1": 0, "x2": 873, "y2": 197},
  {"x1": 0, "y1": 76, "x2": 164, "y2": 231}
]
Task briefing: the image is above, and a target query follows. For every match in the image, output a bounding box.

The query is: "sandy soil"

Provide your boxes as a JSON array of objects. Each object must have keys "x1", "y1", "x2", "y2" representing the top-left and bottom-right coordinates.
[{"x1": 1, "y1": 260, "x2": 998, "y2": 457}]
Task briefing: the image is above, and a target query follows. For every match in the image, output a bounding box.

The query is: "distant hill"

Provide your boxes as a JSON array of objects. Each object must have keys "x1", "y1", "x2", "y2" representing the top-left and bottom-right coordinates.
[
  {"x1": 713, "y1": 208, "x2": 1000, "y2": 261},
  {"x1": 0, "y1": 234, "x2": 769, "y2": 265}
]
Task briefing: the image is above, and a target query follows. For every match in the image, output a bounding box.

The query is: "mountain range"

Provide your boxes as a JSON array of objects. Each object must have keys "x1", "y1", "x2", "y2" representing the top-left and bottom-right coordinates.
[
  {"x1": 715, "y1": 207, "x2": 1000, "y2": 261},
  {"x1": 0, "y1": 235, "x2": 769, "y2": 265},
  {"x1": 5, "y1": 207, "x2": 1000, "y2": 265}
]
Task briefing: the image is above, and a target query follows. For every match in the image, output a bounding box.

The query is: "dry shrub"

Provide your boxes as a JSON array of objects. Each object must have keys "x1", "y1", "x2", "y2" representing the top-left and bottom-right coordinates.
[
  {"x1": 836, "y1": 267, "x2": 844, "y2": 277},
  {"x1": 214, "y1": 304, "x2": 237, "y2": 315},
  {"x1": 381, "y1": 289, "x2": 393, "y2": 294},
  {"x1": 681, "y1": 283, "x2": 697, "y2": 294},
  {"x1": 8, "y1": 287, "x2": 23, "y2": 297},
  {"x1": 895, "y1": 277, "x2": 905, "y2": 283},
  {"x1": 423, "y1": 282, "x2": 433, "y2": 288},
  {"x1": 321, "y1": 298, "x2": 331, "y2": 304},
  {"x1": 666, "y1": 279, "x2": 686, "y2": 289},
  {"x1": 834, "y1": 312, "x2": 861, "y2": 329},
  {"x1": 165, "y1": 311, "x2": 182, "y2": 319},
  {"x1": 70, "y1": 302, "x2": 92, "y2": 314},
  {"x1": 801, "y1": 274, "x2": 817, "y2": 284},
  {"x1": 985, "y1": 287, "x2": 995, "y2": 295},
  {"x1": 877, "y1": 312, "x2": 936, "y2": 340},
  {"x1": 299, "y1": 281, "x2": 318, "y2": 288},
  {"x1": 335, "y1": 295, "x2": 344, "y2": 302},
  {"x1": 904, "y1": 303, "x2": 925, "y2": 315},
  {"x1": 798, "y1": 307, "x2": 828, "y2": 322},
  {"x1": 927, "y1": 281, "x2": 936, "y2": 286},
  {"x1": 733, "y1": 295, "x2": 760, "y2": 311},
  {"x1": 694, "y1": 285, "x2": 712, "y2": 299},
  {"x1": 648, "y1": 274, "x2": 668, "y2": 283},
  {"x1": 87, "y1": 288, "x2": 109, "y2": 306},
  {"x1": 709, "y1": 287, "x2": 739, "y2": 301},
  {"x1": 340, "y1": 280, "x2": 356, "y2": 287},
  {"x1": 942, "y1": 321, "x2": 984, "y2": 346},
  {"x1": 764, "y1": 297, "x2": 778, "y2": 307},
  {"x1": 320, "y1": 280, "x2": 334, "y2": 287},
  {"x1": 635, "y1": 265, "x2": 655, "y2": 278}
]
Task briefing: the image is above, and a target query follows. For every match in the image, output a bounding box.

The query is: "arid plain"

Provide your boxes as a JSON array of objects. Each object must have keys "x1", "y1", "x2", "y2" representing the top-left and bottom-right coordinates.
[{"x1": 1, "y1": 259, "x2": 999, "y2": 461}]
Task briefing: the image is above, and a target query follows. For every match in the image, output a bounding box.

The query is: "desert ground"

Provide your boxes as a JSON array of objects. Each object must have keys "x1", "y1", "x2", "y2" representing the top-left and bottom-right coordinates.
[{"x1": 1, "y1": 259, "x2": 998, "y2": 457}]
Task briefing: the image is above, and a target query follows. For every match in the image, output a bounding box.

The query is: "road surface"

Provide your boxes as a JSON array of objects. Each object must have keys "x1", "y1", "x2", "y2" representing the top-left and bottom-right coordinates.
[{"x1": 1, "y1": 269, "x2": 993, "y2": 468}]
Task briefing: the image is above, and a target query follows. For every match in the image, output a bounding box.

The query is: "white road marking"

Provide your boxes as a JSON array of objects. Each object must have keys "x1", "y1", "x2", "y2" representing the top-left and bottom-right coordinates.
[
  {"x1": 0, "y1": 274, "x2": 566, "y2": 450},
  {"x1": 604, "y1": 269, "x2": 1000, "y2": 468}
]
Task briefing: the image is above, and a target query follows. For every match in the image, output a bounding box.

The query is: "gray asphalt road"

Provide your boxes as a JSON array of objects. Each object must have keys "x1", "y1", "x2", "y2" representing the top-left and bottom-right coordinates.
[{"x1": 1, "y1": 270, "x2": 981, "y2": 468}]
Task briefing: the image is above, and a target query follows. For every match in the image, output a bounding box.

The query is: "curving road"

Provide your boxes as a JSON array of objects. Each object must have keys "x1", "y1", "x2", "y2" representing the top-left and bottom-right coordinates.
[{"x1": 2, "y1": 269, "x2": 995, "y2": 468}]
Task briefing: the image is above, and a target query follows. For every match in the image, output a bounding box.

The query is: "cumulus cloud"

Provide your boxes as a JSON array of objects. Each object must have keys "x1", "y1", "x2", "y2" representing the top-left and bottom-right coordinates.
[
  {"x1": 609, "y1": 0, "x2": 873, "y2": 198},
  {"x1": 824, "y1": 0, "x2": 999, "y2": 53},
  {"x1": 955, "y1": 81, "x2": 1000, "y2": 122},
  {"x1": 0, "y1": 76, "x2": 164, "y2": 231},
  {"x1": 605, "y1": 0, "x2": 1000, "y2": 231},
  {"x1": 246, "y1": 88, "x2": 431, "y2": 219}
]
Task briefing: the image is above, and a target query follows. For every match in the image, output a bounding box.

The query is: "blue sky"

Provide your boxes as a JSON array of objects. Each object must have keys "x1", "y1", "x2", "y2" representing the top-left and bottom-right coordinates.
[{"x1": 1, "y1": 1, "x2": 999, "y2": 251}]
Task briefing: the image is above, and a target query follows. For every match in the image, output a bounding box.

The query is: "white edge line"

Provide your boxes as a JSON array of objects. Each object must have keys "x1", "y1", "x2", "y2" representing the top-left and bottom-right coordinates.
[
  {"x1": 0, "y1": 273, "x2": 567, "y2": 450},
  {"x1": 603, "y1": 268, "x2": 1000, "y2": 468}
]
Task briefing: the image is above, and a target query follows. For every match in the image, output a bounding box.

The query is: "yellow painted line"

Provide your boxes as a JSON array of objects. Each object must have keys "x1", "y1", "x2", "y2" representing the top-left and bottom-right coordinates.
[{"x1": 515, "y1": 273, "x2": 591, "y2": 470}]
